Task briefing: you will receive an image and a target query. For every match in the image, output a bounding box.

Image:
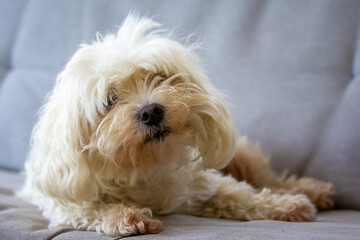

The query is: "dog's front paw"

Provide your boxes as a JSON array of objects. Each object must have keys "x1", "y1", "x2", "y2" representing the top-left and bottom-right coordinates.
[
  {"x1": 103, "y1": 208, "x2": 162, "y2": 237},
  {"x1": 271, "y1": 194, "x2": 316, "y2": 222}
]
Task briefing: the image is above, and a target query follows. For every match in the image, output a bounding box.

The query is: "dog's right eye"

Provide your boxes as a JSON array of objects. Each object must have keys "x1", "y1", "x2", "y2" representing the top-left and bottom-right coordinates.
[
  {"x1": 104, "y1": 96, "x2": 118, "y2": 110},
  {"x1": 104, "y1": 85, "x2": 121, "y2": 110}
]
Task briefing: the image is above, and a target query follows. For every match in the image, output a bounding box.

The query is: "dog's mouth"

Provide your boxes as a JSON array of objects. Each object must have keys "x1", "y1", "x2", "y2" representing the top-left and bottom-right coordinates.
[{"x1": 144, "y1": 126, "x2": 171, "y2": 143}]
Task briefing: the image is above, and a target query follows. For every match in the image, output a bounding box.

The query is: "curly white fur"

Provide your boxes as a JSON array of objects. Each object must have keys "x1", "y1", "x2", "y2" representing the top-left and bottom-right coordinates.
[{"x1": 18, "y1": 15, "x2": 320, "y2": 237}]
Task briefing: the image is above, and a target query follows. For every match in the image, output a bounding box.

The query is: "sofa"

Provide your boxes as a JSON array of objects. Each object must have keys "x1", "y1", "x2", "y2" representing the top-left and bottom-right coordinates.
[{"x1": 0, "y1": 0, "x2": 359, "y2": 239}]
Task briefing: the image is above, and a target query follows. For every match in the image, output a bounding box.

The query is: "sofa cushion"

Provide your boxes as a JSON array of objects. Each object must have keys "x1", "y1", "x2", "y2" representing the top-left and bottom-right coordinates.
[
  {"x1": 0, "y1": 69, "x2": 57, "y2": 169},
  {"x1": 0, "y1": 0, "x2": 27, "y2": 83},
  {"x1": 306, "y1": 71, "x2": 360, "y2": 209}
]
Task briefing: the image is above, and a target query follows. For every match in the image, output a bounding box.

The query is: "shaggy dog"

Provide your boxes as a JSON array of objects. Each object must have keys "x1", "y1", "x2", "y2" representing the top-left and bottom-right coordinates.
[{"x1": 18, "y1": 15, "x2": 334, "y2": 237}]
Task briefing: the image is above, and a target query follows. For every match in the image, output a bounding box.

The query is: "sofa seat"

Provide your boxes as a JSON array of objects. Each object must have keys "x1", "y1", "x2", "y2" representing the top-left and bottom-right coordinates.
[{"x1": 0, "y1": 169, "x2": 359, "y2": 240}]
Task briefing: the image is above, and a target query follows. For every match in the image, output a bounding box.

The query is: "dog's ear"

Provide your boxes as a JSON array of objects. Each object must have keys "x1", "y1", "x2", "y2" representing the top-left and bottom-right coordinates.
[
  {"x1": 191, "y1": 88, "x2": 238, "y2": 170},
  {"x1": 163, "y1": 46, "x2": 238, "y2": 170},
  {"x1": 29, "y1": 47, "x2": 103, "y2": 203},
  {"x1": 180, "y1": 65, "x2": 238, "y2": 170}
]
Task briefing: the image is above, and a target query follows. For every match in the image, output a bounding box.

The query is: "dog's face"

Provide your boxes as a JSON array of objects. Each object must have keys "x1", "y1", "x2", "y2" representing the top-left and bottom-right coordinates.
[
  {"x1": 96, "y1": 70, "x2": 197, "y2": 169},
  {"x1": 45, "y1": 16, "x2": 237, "y2": 179}
]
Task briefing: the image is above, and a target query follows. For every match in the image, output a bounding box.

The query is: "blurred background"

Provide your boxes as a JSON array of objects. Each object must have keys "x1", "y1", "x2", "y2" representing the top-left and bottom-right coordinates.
[{"x1": 0, "y1": 0, "x2": 359, "y2": 209}]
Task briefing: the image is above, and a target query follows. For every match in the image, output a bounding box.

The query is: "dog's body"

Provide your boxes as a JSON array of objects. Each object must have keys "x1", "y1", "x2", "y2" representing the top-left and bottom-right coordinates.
[{"x1": 18, "y1": 16, "x2": 334, "y2": 237}]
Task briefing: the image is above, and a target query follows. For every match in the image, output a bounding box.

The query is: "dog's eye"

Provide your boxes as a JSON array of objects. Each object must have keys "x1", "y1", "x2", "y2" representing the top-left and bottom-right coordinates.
[
  {"x1": 155, "y1": 78, "x2": 166, "y2": 87},
  {"x1": 104, "y1": 85, "x2": 121, "y2": 110},
  {"x1": 104, "y1": 96, "x2": 118, "y2": 110},
  {"x1": 150, "y1": 74, "x2": 166, "y2": 87}
]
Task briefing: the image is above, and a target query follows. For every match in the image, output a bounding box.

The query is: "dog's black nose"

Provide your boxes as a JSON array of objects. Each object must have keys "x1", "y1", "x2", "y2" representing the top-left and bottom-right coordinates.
[{"x1": 139, "y1": 103, "x2": 165, "y2": 126}]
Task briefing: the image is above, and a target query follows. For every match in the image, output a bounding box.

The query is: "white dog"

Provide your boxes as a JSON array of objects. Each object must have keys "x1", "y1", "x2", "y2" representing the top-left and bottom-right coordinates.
[{"x1": 18, "y1": 15, "x2": 334, "y2": 237}]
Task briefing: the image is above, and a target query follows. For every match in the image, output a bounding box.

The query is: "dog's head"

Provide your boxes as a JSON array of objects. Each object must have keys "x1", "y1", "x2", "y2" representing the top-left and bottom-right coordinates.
[{"x1": 31, "y1": 16, "x2": 237, "y2": 199}]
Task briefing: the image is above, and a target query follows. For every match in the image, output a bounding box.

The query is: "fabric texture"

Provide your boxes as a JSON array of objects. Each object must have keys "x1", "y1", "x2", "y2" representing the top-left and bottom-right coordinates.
[
  {"x1": 0, "y1": 1, "x2": 359, "y2": 236},
  {"x1": 0, "y1": 169, "x2": 359, "y2": 240}
]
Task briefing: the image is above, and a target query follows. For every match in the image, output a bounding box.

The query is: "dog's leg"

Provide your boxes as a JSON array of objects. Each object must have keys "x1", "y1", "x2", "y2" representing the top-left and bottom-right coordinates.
[
  {"x1": 189, "y1": 172, "x2": 316, "y2": 222},
  {"x1": 50, "y1": 203, "x2": 162, "y2": 237},
  {"x1": 220, "y1": 137, "x2": 335, "y2": 210}
]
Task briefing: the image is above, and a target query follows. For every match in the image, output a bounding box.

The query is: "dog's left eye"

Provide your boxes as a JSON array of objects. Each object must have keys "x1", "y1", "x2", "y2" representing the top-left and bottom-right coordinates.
[
  {"x1": 155, "y1": 78, "x2": 165, "y2": 87},
  {"x1": 149, "y1": 73, "x2": 167, "y2": 88}
]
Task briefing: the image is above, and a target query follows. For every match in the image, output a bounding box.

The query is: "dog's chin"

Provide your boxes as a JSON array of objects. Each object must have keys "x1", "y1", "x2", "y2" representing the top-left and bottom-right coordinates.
[{"x1": 144, "y1": 126, "x2": 172, "y2": 144}]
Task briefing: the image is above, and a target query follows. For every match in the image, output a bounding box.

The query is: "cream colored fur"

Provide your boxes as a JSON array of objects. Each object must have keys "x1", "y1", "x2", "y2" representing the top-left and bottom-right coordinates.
[{"x1": 18, "y1": 15, "x2": 334, "y2": 237}]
